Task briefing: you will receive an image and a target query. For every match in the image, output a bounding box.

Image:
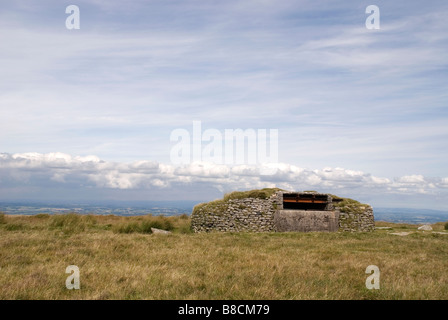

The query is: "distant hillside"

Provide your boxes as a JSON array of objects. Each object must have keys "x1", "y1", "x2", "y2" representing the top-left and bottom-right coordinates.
[
  {"x1": 374, "y1": 207, "x2": 448, "y2": 224},
  {"x1": 1, "y1": 200, "x2": 447, "y2": 224},
  {"x1": 0, "y1": 200, "x2": 197, "y2": 216}
]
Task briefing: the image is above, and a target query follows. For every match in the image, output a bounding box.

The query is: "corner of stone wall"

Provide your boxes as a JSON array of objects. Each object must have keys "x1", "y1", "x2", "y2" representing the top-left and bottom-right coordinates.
[
  {"x1": 191, "y1": 194, "x2": 282, "y2": 233},
  {"x1": 271, "y1": 191, "x2": 284, "y2": 210},
  {"x1": 338, "y1": 205, "x2": 375, "y2": 232}
]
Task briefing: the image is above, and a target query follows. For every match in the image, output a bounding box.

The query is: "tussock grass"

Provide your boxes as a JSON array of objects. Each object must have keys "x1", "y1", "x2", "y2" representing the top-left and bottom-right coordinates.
[
  {"x1": 49, "y1": 213, "x2": 93, "y2": 235},
  {"x1": 112, "y1": 215, "x2": 177, "y2": 234},
  {"x1": 0, "y1": 212, "x2": 6, "y2": 224},
  {"x1": 0, "y1": 215, "x2": 447, "y2": 300},
  {"x1": 34, "y1": 214, "x2": 51, "y2": 219},
  {"x1": 4, "y1": 223, "x2": 27, "y2": 231}
]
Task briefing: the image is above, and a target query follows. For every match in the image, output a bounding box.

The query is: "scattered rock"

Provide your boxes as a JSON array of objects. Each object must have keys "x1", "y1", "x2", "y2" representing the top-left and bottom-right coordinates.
[
  {"x1": 376, "y1": 227, "x2": 392, "y2": 230},
  {"x1": 151, "y1": 228, "x2": 172, "y2": 235},
  {"x1": 389, "y1": 232, "x2": 413, "y2": 236},
  {"x1": 417, "y1": 225, "x2": 433, "y2": 231}
]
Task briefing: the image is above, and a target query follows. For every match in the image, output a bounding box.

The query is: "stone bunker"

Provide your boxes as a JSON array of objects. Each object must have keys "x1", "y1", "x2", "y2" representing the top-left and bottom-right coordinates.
[{"x1": 191, "y1": 189, "x2": 375, "y2": 233}]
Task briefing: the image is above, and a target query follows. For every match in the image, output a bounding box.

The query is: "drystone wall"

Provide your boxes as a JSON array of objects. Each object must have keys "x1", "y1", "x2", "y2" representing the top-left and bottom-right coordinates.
[
  {"x1": 338, "y1": 205, "x2": 375, "y2": 232},
  {"x1": 191, "y1": 194, "x2": 282, "y2": 233},
  {"x1": 191, "y1": 191, "x2": 375, "y2": 233}
]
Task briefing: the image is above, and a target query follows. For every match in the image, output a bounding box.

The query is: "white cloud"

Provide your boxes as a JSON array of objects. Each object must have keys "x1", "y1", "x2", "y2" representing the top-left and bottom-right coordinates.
[
  {"x1": 396, "y1": 174, "x2": 425, "y2": 184},
  {"x1": 1, "y1": 152, "x2": 447, "y2": 201},
  {"x1": 438, "y1": 178, "x2": 448, "y2": 188},
  {"x1": 1, "y1": 1, "x2": 447, "y2": 206}
]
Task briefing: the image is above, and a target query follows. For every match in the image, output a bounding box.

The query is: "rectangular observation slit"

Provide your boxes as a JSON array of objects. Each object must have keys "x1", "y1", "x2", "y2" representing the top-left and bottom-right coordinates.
[{"x1": 282, "y1": 193, "x2": 329, "y2": 211}]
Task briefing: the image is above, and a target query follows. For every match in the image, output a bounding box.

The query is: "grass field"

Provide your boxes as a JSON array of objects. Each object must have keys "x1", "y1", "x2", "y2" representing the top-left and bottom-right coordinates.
[{"x1": 0, "y1": 213, "x2": 447, "y2": 300}]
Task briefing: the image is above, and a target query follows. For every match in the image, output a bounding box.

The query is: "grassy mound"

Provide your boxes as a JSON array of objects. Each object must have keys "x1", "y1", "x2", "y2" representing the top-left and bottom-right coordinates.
[
  {"x1": 193, "y1": 189, "x2": 370, "y2": 216},
  {"x1": 192, "y1": 188, "x2": 284, "y2": 216},
  {"x1": 223, "y1": 188, "x2": 284, "y2": 201},
  {"x1": 330, "y1": 195, "x2": 370, "y2": 214}
]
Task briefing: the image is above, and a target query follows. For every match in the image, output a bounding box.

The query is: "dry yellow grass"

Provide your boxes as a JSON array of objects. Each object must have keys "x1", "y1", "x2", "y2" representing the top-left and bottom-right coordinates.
[{"x1": 0, "y1": 214, "x2": 447, "y2": 300}]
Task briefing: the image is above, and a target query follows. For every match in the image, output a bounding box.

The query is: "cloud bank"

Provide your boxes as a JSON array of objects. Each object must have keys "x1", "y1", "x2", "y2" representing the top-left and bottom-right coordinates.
[
  {"x1": 1, "y1": 152, "x2": 447, "y2": 208},
  {"x1": 1, "y1": 1, "x2": 447, "y2": 179},
  {"x1": 1, "y1": 1, "x2": 447, "y2": 209}
]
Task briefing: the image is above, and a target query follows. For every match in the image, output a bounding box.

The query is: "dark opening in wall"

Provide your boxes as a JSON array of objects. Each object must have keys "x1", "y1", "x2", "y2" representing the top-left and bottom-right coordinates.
[{"x1": 283, "y1": 193, "x2": 329, "y2": 211}]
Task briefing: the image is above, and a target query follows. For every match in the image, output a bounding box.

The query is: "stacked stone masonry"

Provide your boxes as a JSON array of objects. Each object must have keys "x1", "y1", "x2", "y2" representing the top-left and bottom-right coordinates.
[
  {"x1": 191, "y1": 195, "x2": 281, "y2": 233},
  {"x1": 191, "y1": 191, "x2": 375, "y2": 233},
  {"x1": 338, "y1": 206, "x2": 375, "y2": 232}
]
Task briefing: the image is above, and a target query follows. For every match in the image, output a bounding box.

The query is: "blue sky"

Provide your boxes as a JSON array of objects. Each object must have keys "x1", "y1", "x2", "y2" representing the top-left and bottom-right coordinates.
[{"x1": 1, "y1": 0, "x2": 447, "y2": 209}]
